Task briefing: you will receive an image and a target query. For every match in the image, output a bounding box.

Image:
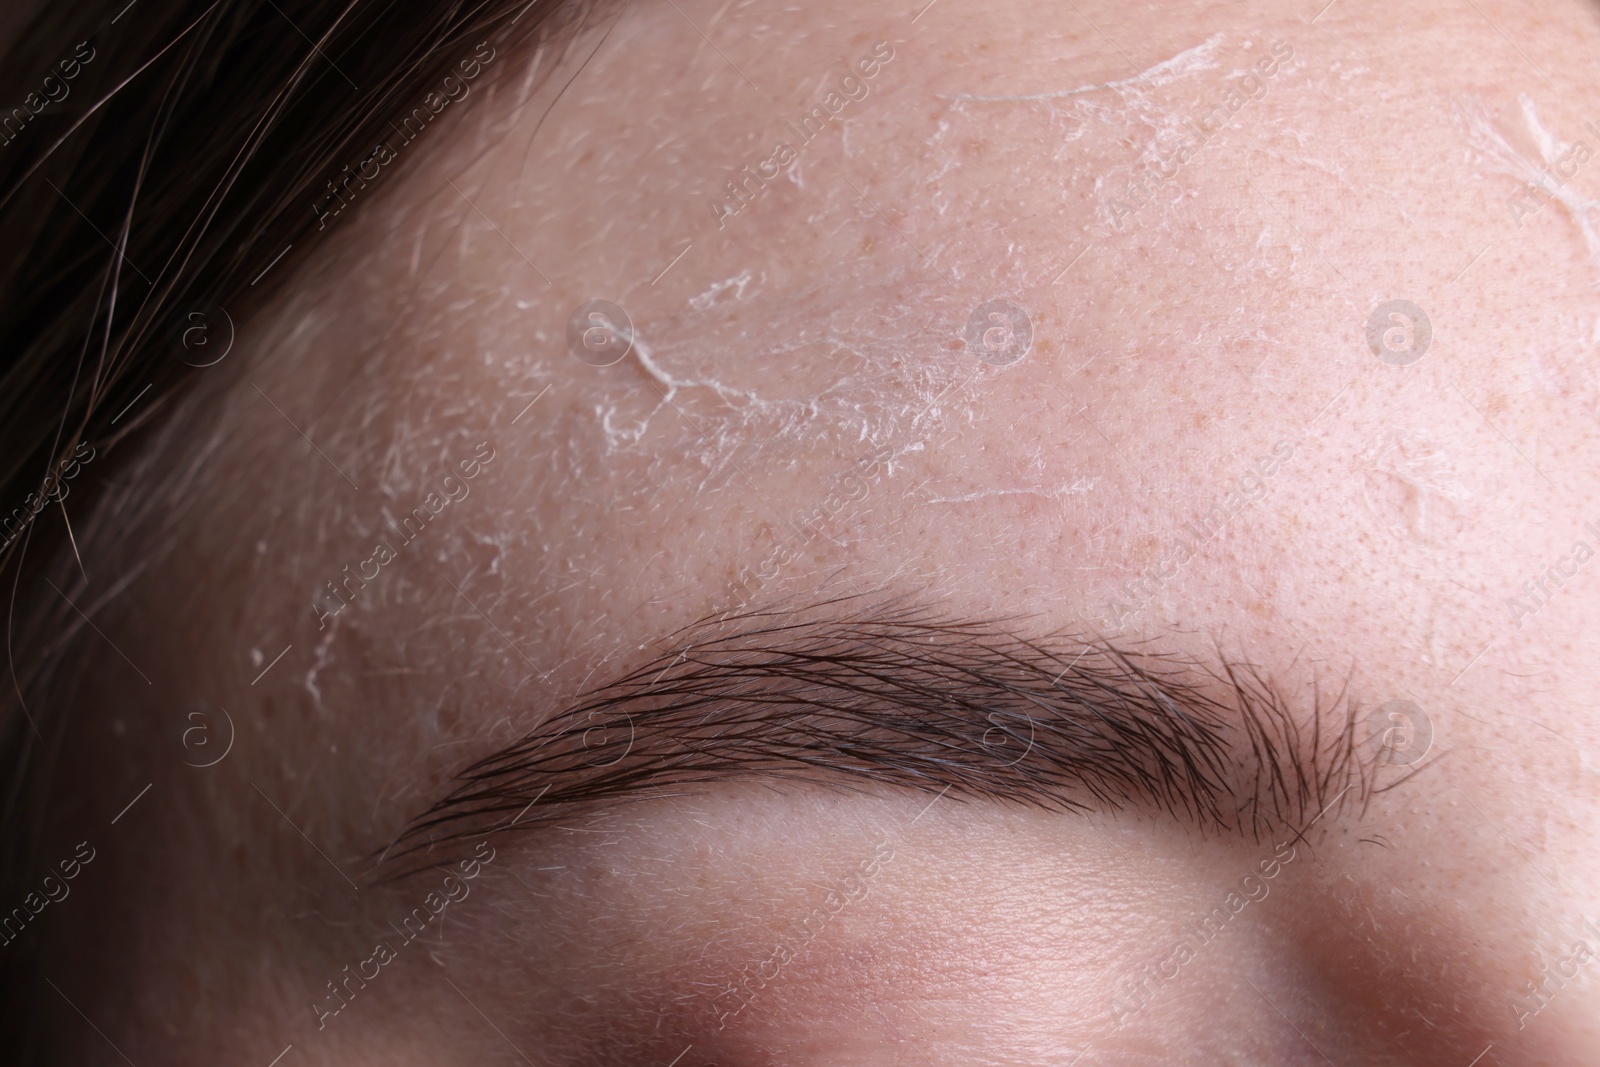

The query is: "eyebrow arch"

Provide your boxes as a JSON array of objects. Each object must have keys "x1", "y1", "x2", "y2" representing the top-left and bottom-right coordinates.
[{"x1": 380, "y1": 594, "x2": 1372, "y2": 876}]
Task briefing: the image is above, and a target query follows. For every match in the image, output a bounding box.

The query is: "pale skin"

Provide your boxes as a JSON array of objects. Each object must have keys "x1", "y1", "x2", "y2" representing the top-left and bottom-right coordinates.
[{"x1": 36, "y1": 0, "x2": 1600, "y2": 1063}]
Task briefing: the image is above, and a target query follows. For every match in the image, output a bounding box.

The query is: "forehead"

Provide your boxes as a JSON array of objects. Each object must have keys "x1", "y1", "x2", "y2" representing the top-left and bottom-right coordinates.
[
  {"x1": 57, "y1": 3, "x2": 1600, "y2": 1062},
  {"x1": 140, "y1": 0, "x2": 1600, "y2": 803}
]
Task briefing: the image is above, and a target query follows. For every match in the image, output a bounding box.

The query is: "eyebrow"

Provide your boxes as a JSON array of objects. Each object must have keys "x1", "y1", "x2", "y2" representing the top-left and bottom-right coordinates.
[{"x1": 381, "y1": 595, "x2": 1372, "y2": 876}]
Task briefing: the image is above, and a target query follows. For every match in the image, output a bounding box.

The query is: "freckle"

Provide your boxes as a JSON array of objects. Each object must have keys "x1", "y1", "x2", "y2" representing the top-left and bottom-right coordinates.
[{"x1": 944, "y1": 338, "x2": 964, "y2": 351}]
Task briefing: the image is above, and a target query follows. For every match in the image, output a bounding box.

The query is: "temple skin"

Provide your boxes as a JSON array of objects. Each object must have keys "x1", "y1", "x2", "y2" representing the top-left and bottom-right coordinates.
[{"x1": 33, "y1": 0, "x2": 1600, "y2": 1064}]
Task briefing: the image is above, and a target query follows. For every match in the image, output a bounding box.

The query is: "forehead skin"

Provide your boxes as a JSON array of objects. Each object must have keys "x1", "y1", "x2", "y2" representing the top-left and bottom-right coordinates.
[{"x1": 48, "y1": 0, "x2": 1600, "y2": 1064}]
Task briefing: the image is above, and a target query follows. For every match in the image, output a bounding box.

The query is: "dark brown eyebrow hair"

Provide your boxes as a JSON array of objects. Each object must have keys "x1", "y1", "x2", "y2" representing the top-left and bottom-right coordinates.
[{"x1": 380, "y1": 594, "x2": 1376, "y2": 878}]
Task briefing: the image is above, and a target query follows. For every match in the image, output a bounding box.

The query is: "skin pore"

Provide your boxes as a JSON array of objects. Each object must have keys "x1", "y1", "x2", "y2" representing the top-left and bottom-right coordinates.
[{"x1": 35, "y1": 0, "x2": 1600, "y2": 1064}]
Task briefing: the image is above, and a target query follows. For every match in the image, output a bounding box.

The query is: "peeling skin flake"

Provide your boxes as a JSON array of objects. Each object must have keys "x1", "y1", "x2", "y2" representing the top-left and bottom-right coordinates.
[
  {"x1": 1455, "y1": 93, "x2": 1600, "y2": 279},
  {"x1": 947, "y1": 32, "x2": 1227, "y2": 103},
  {"x1": 589, "y1": 279, "x2": 976, "y2": 475},
  {"x1": 924, "y1": 479, "x2": 1098, "y2": 505}
]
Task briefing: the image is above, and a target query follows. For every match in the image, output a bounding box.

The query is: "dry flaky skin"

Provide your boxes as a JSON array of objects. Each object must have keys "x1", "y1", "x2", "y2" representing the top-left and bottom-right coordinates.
[{"x1": 36, "y1": 0, "x2": 1600, "y2": 1065}]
